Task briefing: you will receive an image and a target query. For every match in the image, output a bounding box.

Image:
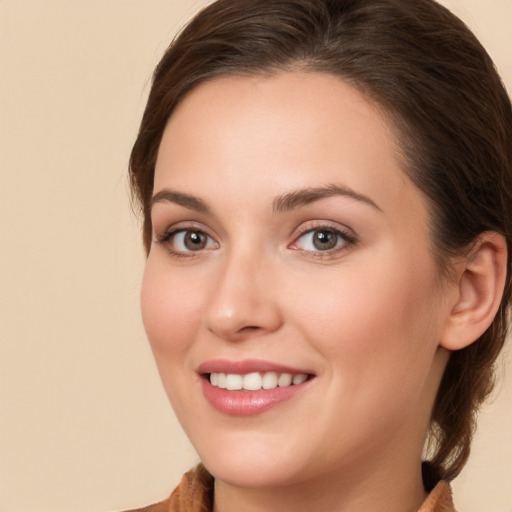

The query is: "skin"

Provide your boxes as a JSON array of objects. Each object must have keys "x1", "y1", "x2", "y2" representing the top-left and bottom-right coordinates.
[{"x1": 141, "y1": 72, "x2": 457, "y2": 512}]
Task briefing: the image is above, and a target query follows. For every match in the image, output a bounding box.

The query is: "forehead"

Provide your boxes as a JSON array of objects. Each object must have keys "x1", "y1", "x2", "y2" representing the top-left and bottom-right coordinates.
[
  {"x1": 154, "y1": 71, "x2": 421, "y2": 220},
  {"x1": 161, "y1": 72, "x2": 398, "y2": 158}
]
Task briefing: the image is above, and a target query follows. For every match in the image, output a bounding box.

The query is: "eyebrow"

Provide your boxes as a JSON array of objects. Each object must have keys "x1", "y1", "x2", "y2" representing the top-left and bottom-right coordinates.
[
  {"x1": 272, "y1": 184, "x2": 382, "y2": 213},
  {"x1": 150, "y1": 189, "x2": 211, "y2": 214},
  {"x1": 150, "y1": 183, "x2": 381, "y2": 215}
]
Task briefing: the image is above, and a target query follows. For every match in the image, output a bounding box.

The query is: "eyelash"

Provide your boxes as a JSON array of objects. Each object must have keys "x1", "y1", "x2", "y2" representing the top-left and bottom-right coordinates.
[
  {"x1": 290, "y1": 225, "x2": 357, "y2": 259},
  {"x1": 154, "y1": 224, "x2": 357, "y2": 259},
  {"x1": 155, "y1": 228, "x2": 218, "y2": 258}
]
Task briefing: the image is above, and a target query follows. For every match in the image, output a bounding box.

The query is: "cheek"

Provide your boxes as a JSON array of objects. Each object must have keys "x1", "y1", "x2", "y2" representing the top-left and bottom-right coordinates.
[
  {"x1": 290, "y1": 261, "x2": 443, "y2": 447},
  {"x1": 141, "y1": 259, "x2": 212, "y2": 422},
  {"x1": 140, "y1": 259, "x2": 204, "y2": 358},
  {"x1": 287, "y1": 255, "x2": 442, "y2": 377}
]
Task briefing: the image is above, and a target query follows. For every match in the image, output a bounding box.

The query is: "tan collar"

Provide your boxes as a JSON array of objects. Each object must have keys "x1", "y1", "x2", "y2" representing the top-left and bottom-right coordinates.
[{"x1": 419, "y1": 481, "x2": 457, "y2": 512}]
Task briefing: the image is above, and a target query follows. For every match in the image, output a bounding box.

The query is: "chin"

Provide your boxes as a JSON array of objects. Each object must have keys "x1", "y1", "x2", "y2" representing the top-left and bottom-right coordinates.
[
  {"x1": 203, "y1": 455, "x2": 302, "y2": 489},
  {"x1": 191, "y1": 430, "x2": 309, "y2": 489}
]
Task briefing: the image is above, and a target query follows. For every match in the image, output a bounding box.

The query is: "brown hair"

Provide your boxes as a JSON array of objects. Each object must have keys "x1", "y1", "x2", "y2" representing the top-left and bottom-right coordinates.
[{"x1": 130, "y1": 0, "x2": 512, "y2": 484}]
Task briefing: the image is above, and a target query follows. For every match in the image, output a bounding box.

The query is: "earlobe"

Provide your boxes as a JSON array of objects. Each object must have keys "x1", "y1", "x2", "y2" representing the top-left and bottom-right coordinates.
[{"x1": 440, "y1": 232, "x2": 508, "y2": 351}]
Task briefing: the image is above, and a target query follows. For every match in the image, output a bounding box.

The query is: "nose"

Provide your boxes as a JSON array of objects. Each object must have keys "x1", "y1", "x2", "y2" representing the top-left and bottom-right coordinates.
[{"x1": 204, "y1": 251, "x2": 283, "y2": 342}]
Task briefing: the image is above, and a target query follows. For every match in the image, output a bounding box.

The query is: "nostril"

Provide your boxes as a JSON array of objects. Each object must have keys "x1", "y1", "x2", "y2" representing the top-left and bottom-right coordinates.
[{"x1": 204, "y1": 293, "x2": 283, "y2": 340}]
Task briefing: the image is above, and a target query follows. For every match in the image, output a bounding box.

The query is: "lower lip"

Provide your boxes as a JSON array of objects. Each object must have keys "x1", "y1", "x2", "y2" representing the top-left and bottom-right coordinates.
[{"x1": 201, "y1": 378, "x2": 311, "y2": 416}]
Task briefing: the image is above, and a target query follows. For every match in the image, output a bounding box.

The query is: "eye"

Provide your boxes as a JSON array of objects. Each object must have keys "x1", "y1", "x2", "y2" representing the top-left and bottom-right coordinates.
[
  {"x1": 290, "y1": 226, "x2": 355, "y2": 254},
  {"x1": 157, "y1": 228, "x2": 218, "y2": 254}
]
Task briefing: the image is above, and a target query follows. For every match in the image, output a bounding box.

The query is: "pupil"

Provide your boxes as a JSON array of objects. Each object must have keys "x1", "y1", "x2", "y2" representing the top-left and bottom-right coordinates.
[
  {"x1": 313, "y1": 230, "x2": 337, "y2": 250},
  {"x1": 185, "y1": 231, "x2": 206, "y2": 250}
]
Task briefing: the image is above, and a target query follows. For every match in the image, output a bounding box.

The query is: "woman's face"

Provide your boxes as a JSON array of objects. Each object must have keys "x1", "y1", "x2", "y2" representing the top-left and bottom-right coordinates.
[{"x1": 142, "y1": 72, "x2": 452, "y2": 488}]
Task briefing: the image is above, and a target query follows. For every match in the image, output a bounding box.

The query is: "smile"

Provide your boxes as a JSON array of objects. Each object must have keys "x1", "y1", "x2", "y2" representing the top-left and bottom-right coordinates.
[
  {"x1": 209, "y1": 371, "x2": 309, "y2": 391},
  {"x1": 197, "y1": 359, "x2": 315, "y2": 415}
]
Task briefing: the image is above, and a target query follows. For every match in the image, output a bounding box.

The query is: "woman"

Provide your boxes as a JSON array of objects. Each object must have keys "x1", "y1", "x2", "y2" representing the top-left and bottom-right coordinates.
[{"x1": 127, "y1": 0, "x2": 512, "y2": 510}]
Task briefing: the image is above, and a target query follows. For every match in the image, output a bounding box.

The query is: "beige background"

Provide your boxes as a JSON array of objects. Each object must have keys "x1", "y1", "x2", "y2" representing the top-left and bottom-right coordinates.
[{"x1": 1, "y1": 1, "x2": 511, "y2": 511}]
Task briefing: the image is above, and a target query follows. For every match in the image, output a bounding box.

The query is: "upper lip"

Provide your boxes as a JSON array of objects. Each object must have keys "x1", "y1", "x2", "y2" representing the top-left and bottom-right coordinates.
[{"x1": 196, "y1": 358, "x2": 314, "y2": 376}]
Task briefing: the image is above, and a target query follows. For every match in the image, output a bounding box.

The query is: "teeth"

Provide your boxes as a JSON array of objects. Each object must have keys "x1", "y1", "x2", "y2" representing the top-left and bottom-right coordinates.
[
  {"x1": 217, "y1": 373, "x2": 227, "y2": 389},
  {"x1": 262, "y1": 371, "x2": 278, "y2": 389},
  {"x1": 278, "y1": 373, "x2": 292, "y2": 387},
  {"x1": 225, "y1": 374, "x2": 243, "y2": 390},
  {"x1": 292, "y1": 373, "x2": 308, "y2": 385},
  {"x1": 209, "y1": 371, "x2": 309, "y2": 391},
  {"x1": 243, "y1": 372, "x2": 263, "y2": 391}
]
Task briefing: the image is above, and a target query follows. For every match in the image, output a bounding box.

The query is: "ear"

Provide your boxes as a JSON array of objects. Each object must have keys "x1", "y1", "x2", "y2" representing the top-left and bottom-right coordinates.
[{"x1": 440, "y1": 231, "x2": 508, "y2": 351}]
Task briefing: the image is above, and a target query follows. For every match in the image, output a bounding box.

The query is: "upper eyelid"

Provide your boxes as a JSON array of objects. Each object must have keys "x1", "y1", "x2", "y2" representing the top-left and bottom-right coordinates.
[
  {"x1": 154, "y1": 220, "x2": 214, "y2": 238},
  {"x1": 291, "y1": 220, "x2": 357, "y2": 238}
]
